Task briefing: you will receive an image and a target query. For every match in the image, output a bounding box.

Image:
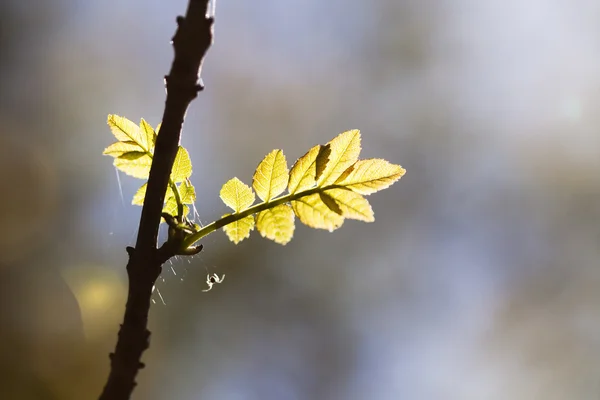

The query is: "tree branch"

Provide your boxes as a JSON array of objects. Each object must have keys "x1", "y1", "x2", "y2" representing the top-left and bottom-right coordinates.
[{"x1": 99, "y1": 2, "x2": 214, "y2": 399}]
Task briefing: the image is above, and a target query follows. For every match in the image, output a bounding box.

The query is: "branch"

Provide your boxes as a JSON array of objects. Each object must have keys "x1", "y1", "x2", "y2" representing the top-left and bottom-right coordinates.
[{"x1": 99, "y1": 1, "x2": 214, "y2": 399}]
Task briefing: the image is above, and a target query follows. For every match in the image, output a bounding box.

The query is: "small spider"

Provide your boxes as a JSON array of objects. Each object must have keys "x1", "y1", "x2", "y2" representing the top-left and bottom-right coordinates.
[{"x1": 202, "y1": 273, "x2": 225, "y2": 292}]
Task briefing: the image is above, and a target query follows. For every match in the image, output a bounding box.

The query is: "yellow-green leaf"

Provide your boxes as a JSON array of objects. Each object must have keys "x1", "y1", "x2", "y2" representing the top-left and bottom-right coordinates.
[
  {"x1": 163, "y1": 196, "x2": 189, "y2": 218},
  {"x1": 133, "y1": 183, "x2": 177, "y2": 206},
  {"x1": 256, "y1": 204, "x2": 295, "y2": 245},
  {"x1": 171, "y1": 146, "x2": 192, "y2": 183},
  {"x1": 335, "y1": 159, "x2": 405, "y2": 195},
  {"x1": 253, "y1": 149, "x2": 289, "y2": 201},
  {"x1": 223, "y1": 214, "x2": 255, "y2": 244},
  {"x1": 291, "y1": 193, "x2": 344, "y2": 231},
  {"x1": 317, "y1": 129, "x2": 361, "y2": 187},
  {"x1": 114, "y1": 154, "x2": 153, "y2": 179},
  {"x1": 179, "y1": 180, "x2": 196, "y2": 204},
  {"x1": 220, "y1": 178, "x2": 255, "y2": 212},
  {"x1": 132, "y1": 183, "x2": 147, "y2": 205},
  {"x1": 140, "y1": 118, "x2": 157, "y2": 152},
  {"x1": 107, "y1": 115, "x2": 150, "y2": 151},
  {"x1": 288, "y1": 144, "x2": 330, "y2": 194},
  {"x1": 103, "y1": 141, "x2": 142, "y2": 158},
  {"x1": 118, "y1": 151, "x2": 146, "y2": 160},
  {"x1": 324, "y1": 188, "x2": 374, "y2": 222}
]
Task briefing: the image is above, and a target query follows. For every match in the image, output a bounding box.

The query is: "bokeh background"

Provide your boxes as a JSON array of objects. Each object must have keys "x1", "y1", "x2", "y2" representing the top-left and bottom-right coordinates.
[{"x1": 2, "y1": 0, "x2": 600, "y2": 399}]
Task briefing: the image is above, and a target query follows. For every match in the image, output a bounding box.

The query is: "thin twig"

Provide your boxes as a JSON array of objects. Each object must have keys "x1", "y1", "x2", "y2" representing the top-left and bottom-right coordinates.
[{"x1": 99, "y1": 1, "x2": 214, "y2": 399}]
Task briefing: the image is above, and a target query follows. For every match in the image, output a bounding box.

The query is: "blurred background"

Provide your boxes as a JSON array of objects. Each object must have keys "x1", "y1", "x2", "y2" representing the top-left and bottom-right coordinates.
[{"x1": 1, "y1": 0, "x2": 600, "y2": 399}]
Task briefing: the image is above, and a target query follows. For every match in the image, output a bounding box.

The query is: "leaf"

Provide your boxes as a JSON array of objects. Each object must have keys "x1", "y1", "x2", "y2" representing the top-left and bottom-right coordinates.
[
  {"x1": 113, "y1": 153, "x2": 153, "y2": 179},
  {"x1": 140, "y1": 118, "x2": 157, "y2": 152},
  {"x1": 133, "y1": 183, "x2": 177, "y2": 206},
  {"x1": 324, "y1": 188, "x2": 374, "y2": 222},
  {"x1": 132, "y1": 183, "x2": 147, "y2": 205},
  {"x1": 335, "y1": 159, "x2": 405, "y2": 195},
  {"x1": 288, "y1": 144, "x2": 330, "y2": 194},
  {"x1": 220, "y1": 178, "x2": 255, "y2": 212},
  {"x1": 223, "y1": 214, "x2": 255, "y2": 244},
  {"x1": 291, "y1": 193, "x2": 344, "y2": 231},
  {"x1": 103, "y1": 141, "x2": 142, "y2": 157},
  {"x1": 118, "y1": 151, "x2": 147, "y2": 161},
  {"x1": 256, "y1": 204, "x2": 295, "y2": 245},
  {"x1": 107, "y1": 114, "x2": 150, "y2": 151},
  {"x1": 171, "y1": 146, "x2": 192, "y2": 183},
  {"x1": 252, "y1": 150, "x2": 289, "y2": 201},
  {"x1": 317, "y1": 129, "x2": 361, "y2": 187},
  {"x1": 179, "y1": 180, "x2": 196, "y2": 204},
  {"x1": 163, "y1": 196, "x2": 189, "y2": 218}
]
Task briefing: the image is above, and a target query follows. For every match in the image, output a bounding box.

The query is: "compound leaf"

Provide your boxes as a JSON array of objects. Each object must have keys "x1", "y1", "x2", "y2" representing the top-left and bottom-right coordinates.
[
  {"x1": 107, "y1": 114, "x2": 150, "y2": 152},
  {"x1": 223, "y1": 214, "x2": 255, "y2": 244},
  {"x1": 292, "y1": 194, "x2": 344, "y2": 232},
  {"x1": 256, "y1": 204, "x2": 295, "y2": 245},
  {"x1": 316, "y1": 129, "x2": 361, "y2": 187},
  {"x1": 253, "y1": 149, "x2": 289, "y2": 201},
  {"x1": 220, "y1": 178, "x2": 255, "y2": 212},
  {"x1": 335, "y1": 159, "x2": 405, "y2": 195},
  {"x1": 171, "y1": 146, "x2": 192, "y2": 183}
]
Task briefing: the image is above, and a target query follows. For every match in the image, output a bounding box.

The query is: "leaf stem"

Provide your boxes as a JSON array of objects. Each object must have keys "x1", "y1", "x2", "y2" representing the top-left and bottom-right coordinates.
[{"x1": 182, "y1": 184, "x2": 344, "y2": 248}]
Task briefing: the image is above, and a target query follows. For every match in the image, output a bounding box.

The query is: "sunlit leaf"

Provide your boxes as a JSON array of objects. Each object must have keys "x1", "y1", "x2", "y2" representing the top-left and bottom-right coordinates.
[
  {"x1": 256, "y1": 204, "x2": 295, "y2": 245},
  {"x1": 288, "y1": 144, "x2": 330, "y2": 194},
  {"x1": 220, "y1": 178, "x2": 255, "y2": 212},
  {"x1": 335, "y1": 159, "x2": 405, "y2": 195},
  {"x1": 107, "y1": 114, "x2": 150, "y2": 151},
  {"x1": 163, "y1": 196, "x2": 189, "y2": 218},
  {"x1": 324, "y1": 188, "x2": 374, "y2": 222},
  {"x1": 140, "y1": 118, "x2": 157, "y2": 152},
  {"x1": 113, "y1": 154, "x2": 153, "y2": 179},
  {"x1": 171, "y1": 146, "x2": 192, "y2": 183},
  {"x1": 132, "y1": 183, "x2": 147, "y2": 205},
  {"x1": 292, "y1": 194, "x2": 344, "y2": 231},
  {"x1": 223, "y1": 214, "x2": 254, "y2": 244},
  {"x1": 103, "y1": 141, "x2": 143, "y2": 158},
  {"x1": 179, "y1": 180, "x2": 196, "y2": 204},
  {"x1": 252, "y1": 149, "x2": 289, "y2": 202},
  {"x1": 118, "y1": 151, "x2": 147, "y2": 161},
  {"x1": 316, "y1": 129, "x2": 361, "y2": 187}
]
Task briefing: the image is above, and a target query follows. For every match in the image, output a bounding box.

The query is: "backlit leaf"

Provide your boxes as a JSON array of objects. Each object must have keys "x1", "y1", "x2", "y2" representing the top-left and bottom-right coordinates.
[
  {"x1": 179, "y1": 180, "x2": 196, "y2": 204},
  {"x1": 317, "y1": 129, "x2": 361, "y2": 187},
  {"x1": 163, "y1": 196, "x2": 189, "y2": 218},
  {"x1": 256, "y1": 204, "x2": 295, "y2": 245},
  {"x1": 118, "y1": 151, "x2": 147, "y2": 161},
  {"x1": 114, "y1": 154, "x2": 153, "y2": 179},
  {"x1": 292, "y1": 194, "x2": 344, "y2": 232},
  {"x1": 133, "y1": 183, "x2": 176, "y2": 206},
  {"x1": 171, "y1": 146, "x2": 192, "y2": 183},
  {"x1": 132, "y1": 183, "x2": 147, "y2": 205},
  {"x1": 335, "y1": 159, "x2": 405, "y2": 195},
  {"x1": 140, "y1": 118, "x2": 157, "y2": 152},
  {"x1": 220, "y1": 178, "x2": 255, "y2": 212},
  {"x1": 253, "y1": 150, "x2": 289, "y2": 201},
  {"x1": 288, "y1": 144, "x2": 330, "y2": 194},
  {"x1": 223, "y1": 214, "x2": 255, "y2": 244},
  {"x1": 107, "y1": 115, "x2": 150, "y2": 151},
  {"x1": 103, "y1": 141, "x2": 142, "y2": 157},
  {"x1": 324, "y1": 188, "x2": 374, "y2": 222}
]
